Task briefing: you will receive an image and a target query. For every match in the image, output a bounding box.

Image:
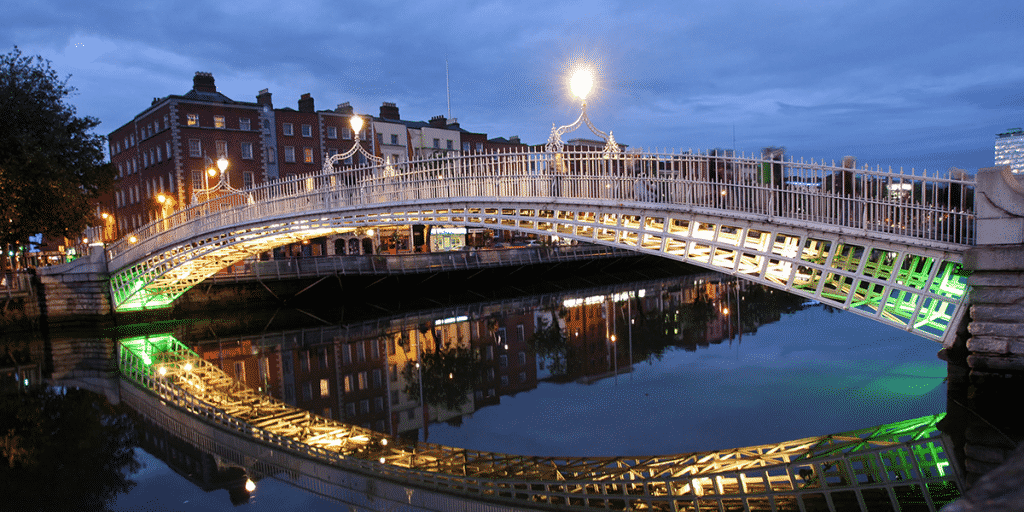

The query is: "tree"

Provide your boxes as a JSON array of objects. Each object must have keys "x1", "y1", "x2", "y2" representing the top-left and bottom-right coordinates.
[{"x1": 0, "y1": 46, "x2": 114, "y2": 266}]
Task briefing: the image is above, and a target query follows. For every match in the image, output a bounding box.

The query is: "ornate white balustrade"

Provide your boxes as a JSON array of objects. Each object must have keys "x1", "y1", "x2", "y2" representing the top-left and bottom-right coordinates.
[{"x1": 106, "y1": 148, "x2": 975, "y2": 343}]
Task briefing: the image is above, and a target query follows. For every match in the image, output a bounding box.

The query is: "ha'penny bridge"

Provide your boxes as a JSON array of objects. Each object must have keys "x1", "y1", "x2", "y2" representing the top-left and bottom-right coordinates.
[
  {"x1": 105, "y1": 145, "x2": 978, "y2": 344},
  {"x1": 118, "y1": 334, "x2": 961, "y2": 511}
]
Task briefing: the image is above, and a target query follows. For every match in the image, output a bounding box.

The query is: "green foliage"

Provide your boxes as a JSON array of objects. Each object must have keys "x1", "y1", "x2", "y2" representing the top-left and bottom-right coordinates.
[
  {"x1": 0, "y1": 386, "x2": 139, "y2": 511},
  {"x1": 0, "y1": 46, "x2": 115, "y2": 248},
  {"x1": 402, "y1": 343, "x2": 481, "y2": 411}
]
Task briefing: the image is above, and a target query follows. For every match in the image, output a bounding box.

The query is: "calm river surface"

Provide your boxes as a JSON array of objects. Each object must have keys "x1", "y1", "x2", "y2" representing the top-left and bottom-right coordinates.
[{"x1": 98, "y1": 269, "x2": 947, "y2": 511}]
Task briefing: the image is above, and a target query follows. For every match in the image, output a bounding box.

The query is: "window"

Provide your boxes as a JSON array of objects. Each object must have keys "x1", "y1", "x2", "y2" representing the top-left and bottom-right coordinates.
[
  {"x1": 234, "y1": 361, "x2": 245, "y2": 380},
  {"x1": 357, "y1": 372, "x2": 367, "y2": 390},
  {"x1": 302, "y1": 382, "x2": 312, "y2": 401},
  {"x1": 407, "y1": 408, "x2": 415, "y2": 420},
  {"x1": 391, "y1": 390, "x2": 399, "y2": 405},
  {"x1": 499, "y1": 354, "x2": 508, "y2": 368},
  {"x1": 326, "y1": 126, "x2": 337, "y2": 139},
  {"x1": 501, "y1": 375, "x2": 509, "y2": 387},
  {"x1": 156, "y1": 146, "x2": 162, "y2": 162},
  {"x1": 187, "y1": 114, "x2": 198, "y2": 126},
  {"x1": 446, "y1": 140, "x2": 453, "y2": 150},
  {"x1": 320, "y1": 378, "x2": 330, "y2": 398},
  {"x1": 343, "y1": 375, "x2": 352, "y2": 393},
  {"x1": 165, "y1": 141, "x2": 172, "y2": 160},
  {"x1": 216, "y1": 140, "x2": 227, "y2": 159},
  {"x1": 266, "y1": 147, "x2": 276, "y2": 163},
  {"x1": 303, "y1": 147, "x2": 314, "y2": 163},
  {"x1": 346, "y1": 402, "x2": 356, "y2": 418},
  {"x1": 214, "y1": 115, "x2": 225, "y2": 129},
  {"x1": 284, "y1": 146, "x2": 295, "y2": 163},
  {"x1": 189, "y1": 139, "x2": 201, "y2": 157},
  {"x1": 476, "y1": 142, "x2": 484, "y2": 152},
  {"x1": 372, "y1": 369, "x2": 381, "y2": 389},
  {"x1": 433, "y1": 138, "x2": 440, "y2": 148},
  {"x1": 239, "y1": 117, "x2": 251, "y2": 131},
  {"x1": 342, "y1": 127, "x2": 352, "y2": 140},
  {"x1": 301, "y1": 124, "x2": 312, "y2": 137},
  {"x1": 243, "y1": 171, "x2": 254, "y2": 188},
  {"x1": 391, "y1": 134, "x2": 399, "y2": 145},
  {"x1": 463, "y1": 142, "x2": 470, "y2": 152},
  {"x1": 390, "y1": 364, "x2": 398, "y2": 381},
  {"x1": 192, "y1": 171, "x2": 203, "y2": 191},
  {"x1": 163, "y1": 114, "x2": 169, "y2": 129},
  {"x1": 282, "y1": 123, "x2": 293, "y2": 136},
  {"x1": 519, "y1": 351, "x2": 527, "y2": 365},
  {"x1": 241, "y1": 141, "x2": 253, "y2": 159},
  {"x1": 374, "y1": 397, "x2": 383, "y2": 413}
]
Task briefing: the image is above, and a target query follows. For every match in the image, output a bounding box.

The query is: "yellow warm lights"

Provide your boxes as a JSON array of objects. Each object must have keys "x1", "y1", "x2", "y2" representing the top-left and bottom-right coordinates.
[
  {"x1": 350, "y1": 115, "x2": 364, "y2": 134},
  {"x1": 217, "y1": 158, "x2": 229, "y2": 172}
]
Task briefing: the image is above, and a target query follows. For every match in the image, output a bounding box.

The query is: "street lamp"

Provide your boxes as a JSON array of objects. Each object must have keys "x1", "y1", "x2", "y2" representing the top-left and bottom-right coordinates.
[
  {"x1": 547, "y1": 67, "x2": 620, "y2": 154},
  {"x1": 322, "y1": 114, "x2": 383, "y2": 172},
  {"x1": 193, "y1": 155, "x2": 238, "y2": 204}
]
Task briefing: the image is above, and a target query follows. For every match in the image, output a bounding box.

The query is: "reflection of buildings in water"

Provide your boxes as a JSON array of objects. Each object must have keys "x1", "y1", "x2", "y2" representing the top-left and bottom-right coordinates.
[{"x1": 185, "y1": 273, "x2": 807, "y2": 440}]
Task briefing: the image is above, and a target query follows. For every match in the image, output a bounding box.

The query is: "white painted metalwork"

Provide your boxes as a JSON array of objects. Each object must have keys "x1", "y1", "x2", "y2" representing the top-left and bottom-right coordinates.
[
  {"x1": 119, "y1": 335, "x2": 962, "y2": 512},
  {"x1": 105, "y1": 148, "x2": 975, "y2": 342}
]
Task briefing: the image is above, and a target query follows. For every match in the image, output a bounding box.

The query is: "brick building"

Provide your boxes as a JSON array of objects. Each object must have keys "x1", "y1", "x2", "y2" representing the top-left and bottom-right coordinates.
[{"x1": 106, "y1": 71, "x2": 525, "y2": 244}]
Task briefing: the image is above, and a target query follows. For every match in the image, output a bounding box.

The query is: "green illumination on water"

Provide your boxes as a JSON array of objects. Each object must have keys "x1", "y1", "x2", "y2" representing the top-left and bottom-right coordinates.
[{"x1": 860, "y1": 362, "x2": 946, "y2": 398}]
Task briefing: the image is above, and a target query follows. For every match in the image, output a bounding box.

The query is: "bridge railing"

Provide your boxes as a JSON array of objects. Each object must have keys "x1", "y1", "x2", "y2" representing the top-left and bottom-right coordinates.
[{"x1": 106, "y1": 148, "x2": 976, "y2": 264}]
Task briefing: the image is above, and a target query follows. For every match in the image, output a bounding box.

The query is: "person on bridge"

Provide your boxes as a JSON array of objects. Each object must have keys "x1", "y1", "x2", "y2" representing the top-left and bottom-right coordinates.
[{"x1": 835, "y1": 156, "x2": 859, "y2": 227}]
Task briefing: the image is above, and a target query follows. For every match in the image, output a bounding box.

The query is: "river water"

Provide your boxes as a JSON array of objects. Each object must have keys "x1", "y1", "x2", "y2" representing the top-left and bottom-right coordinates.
[{"x1": 3, "y1": 263, "x2": 985, "y2": 511}]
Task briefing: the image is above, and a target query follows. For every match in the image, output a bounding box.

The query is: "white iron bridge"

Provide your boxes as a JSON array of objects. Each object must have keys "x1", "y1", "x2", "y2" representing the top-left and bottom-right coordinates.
[{"x1": 105, "y1": 149, "x2": 975, "y2": 343}]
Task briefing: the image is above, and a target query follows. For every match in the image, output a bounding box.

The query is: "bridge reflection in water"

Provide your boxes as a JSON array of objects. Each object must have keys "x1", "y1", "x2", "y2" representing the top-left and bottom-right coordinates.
[{"x1": 117, "y1": 317, "x2": 962, "y2": 510}]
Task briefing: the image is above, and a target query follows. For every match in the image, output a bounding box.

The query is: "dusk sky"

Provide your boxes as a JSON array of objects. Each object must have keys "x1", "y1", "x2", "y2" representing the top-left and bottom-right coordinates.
[{"x1": 5, "y1": 0, "x2": 1023, "y2": 174}]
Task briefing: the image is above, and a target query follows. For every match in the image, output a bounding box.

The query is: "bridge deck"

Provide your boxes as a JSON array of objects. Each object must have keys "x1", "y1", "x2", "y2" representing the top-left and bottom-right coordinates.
[
  {"x1": 120, "y1": 334, "x2": 962, "y2": 511},
  {"x1": 104, "y1": 150, "x2": 975, "y2": 342}
]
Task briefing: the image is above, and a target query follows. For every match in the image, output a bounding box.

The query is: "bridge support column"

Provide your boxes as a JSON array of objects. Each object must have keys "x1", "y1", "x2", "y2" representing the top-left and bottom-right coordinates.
[
  {"x1": 35, "y1": 248, "x2": 112, "y2": 320},
  {"x1": 964, "y1": 166, "x2": 1024, "y2": 373}
]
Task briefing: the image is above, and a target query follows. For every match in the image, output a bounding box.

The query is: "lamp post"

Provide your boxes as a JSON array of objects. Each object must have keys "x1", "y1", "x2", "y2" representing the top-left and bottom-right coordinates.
[{"x1": 546, "y1": 68, "x2": 620, "y2": 154}]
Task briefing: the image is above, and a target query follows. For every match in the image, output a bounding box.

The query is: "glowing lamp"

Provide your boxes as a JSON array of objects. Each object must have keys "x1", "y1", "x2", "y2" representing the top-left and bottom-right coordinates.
[
  {"x1": 157, "y1": 194, "x2": 167, "y2": 204},
  {"x1": 244, "y1": 478, "x2": 256, "y2": 492},
  {"x1": 350, "y1": 116, "x2": 364, "y2": 134},
  {"x1": 570, "y1": 69, "x2": 593, "y2": 100},
  {"x1": 217, "y1": 158, "x2": 229, "y2": 172},
  {"x1": 207, "y1": 167, "x2": 217, "y2": 178}
]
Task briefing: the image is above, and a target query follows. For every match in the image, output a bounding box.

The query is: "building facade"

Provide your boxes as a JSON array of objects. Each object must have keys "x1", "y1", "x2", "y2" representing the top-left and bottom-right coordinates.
[
  {"x1": 106, "y1": 72, "x2": 525, "y2": 244},
  {"x1": 995, "y1": 128, "x2": 1024, "y2": 174}
]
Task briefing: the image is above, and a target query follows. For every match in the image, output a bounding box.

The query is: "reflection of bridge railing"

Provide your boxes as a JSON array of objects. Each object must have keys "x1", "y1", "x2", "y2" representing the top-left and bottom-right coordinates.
[
  {"x1": 206, "y1": 245, "x2": 633, "y2": 283},
  {"x1": 106, "y1": 149, "x2": 975, "y2": 264},
  {"x1": 119, "y1": 334, "x2": 962, "y2": 511}
]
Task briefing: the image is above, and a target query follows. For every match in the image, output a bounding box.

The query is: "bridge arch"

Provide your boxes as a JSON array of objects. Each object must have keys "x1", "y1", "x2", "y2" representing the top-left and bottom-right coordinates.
[{"x1": 105, "y1": 149, "x2": 974, "y2": 342}]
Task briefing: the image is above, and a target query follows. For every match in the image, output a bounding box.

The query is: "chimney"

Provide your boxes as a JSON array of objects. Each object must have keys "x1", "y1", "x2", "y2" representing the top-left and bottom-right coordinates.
[
  {"x1": 509, "y1": 135, "x2": 521, "y2": 144},
  {"x1": 298, "y1": 93, "x2": 314, "y2": 113},
  {"x1": 256, "y1": 88, "x2": 273, "y2": 107},
  {"x1": 446, "y1": 118, "x2": 459, "y2": 129},
  {"x1": 335, "y1": 102, "x2": 354, "y2": 115},
  {"x1": 379, "y1": 102, "x2": 400, "y2": 120},
  {"x1": 429, "y1": 115, "x2": 447, "y2": 128},
  {"x1": 193, "y1": 72, "x2": 216, "y2": 93}
]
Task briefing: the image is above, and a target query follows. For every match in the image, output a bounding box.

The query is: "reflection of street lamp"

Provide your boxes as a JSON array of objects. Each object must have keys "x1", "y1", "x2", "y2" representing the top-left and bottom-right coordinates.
[{"x1": 547, "y1": 68, "x2": 620, "y2": 154}]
